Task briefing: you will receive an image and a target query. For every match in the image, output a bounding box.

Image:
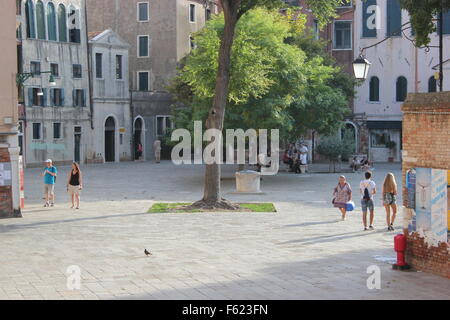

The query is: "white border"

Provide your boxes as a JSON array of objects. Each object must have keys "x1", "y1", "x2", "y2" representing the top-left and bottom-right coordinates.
[
  {"x1": 332, "y1": 20, "x2": 353, "y2": 51},
  {"x1": 189, "y1": 3, "x2": 196, "y2": 23},
  {"x1": 137, "y1": 2, "x2": 149, "y2": 22},
  {"x1": 52, "y1": 121, "x2": 63, "y2": 140},
  {"x1": 137, "y1": 35, "x2": 150, "y2": 57},
  {"x1": 136, "y1": 70, "x2": 150, "y2": 91}
]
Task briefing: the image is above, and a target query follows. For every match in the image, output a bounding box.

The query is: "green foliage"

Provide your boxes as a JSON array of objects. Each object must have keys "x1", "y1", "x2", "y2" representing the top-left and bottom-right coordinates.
[
  {"x1": 169, "y1": 7, "x2": 352, "y2": 142},
  {"x1": 304, "y1": 0, "x2": 353, "y2": 28},
  {"x1": 148, "y1": 202, "x2": 276, "y2": 213},
  {"x1": 316, "y1": 135, "x2": 344, "y2": 162},
  {"x1": 400, "y1": 0, "x2": 450, "y2": 47},
  {"x1": 385, "y1": 140, "x2": 397, "y2": 149},
  {"x1": 316, "y1": 129, "x2": 355, "y2": 163}
]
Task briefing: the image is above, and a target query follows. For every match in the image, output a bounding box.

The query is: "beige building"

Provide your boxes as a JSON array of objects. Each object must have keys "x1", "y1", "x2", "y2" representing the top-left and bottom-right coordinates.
[
  {"x1": 86, "y1": 0, "x2": 219, "y2": 160},
  {"x1": 18, "y1": 0, "x2": 94, "y2": 167},
  {"x1": 0, "y1": 0, "x2": 21, "y2": 217}
]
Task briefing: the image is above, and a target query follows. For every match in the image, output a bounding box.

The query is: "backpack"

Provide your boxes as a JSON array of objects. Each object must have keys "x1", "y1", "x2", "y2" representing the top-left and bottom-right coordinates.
[{"x1": 363, "y1": 182, "x2": 371, "y2": 200}]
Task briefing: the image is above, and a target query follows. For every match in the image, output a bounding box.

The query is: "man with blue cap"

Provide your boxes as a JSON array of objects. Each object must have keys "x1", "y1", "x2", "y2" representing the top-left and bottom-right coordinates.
[{"x1": 41, "y1": 159, "x2": 57, "y2": 207}]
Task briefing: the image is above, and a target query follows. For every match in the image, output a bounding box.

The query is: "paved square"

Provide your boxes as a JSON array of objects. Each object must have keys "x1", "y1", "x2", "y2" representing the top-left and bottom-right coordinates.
[{"x1": 0, "y1": 162, "x2": 449, "y2": 300}]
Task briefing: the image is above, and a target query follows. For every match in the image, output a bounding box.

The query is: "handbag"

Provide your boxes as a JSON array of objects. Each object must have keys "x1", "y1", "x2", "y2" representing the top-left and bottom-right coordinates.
[{"x1": 345, "y1": 201, "x2": 355, "y2": 211}]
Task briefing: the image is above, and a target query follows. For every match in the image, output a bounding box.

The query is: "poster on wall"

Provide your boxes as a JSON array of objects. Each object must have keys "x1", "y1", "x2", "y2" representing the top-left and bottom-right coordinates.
[
  {"x1": 406, "y1": 168, "x2": 416, "y2": 232},
  {"x1": 0, "y1": 163, "x2": 12, "y2": 186},
  {"x1": 415, "y1": 168, "x2": 448, "y2": 243},
  {"x1": 447, "y1": 170, "x2": 450, "y2": 233}
]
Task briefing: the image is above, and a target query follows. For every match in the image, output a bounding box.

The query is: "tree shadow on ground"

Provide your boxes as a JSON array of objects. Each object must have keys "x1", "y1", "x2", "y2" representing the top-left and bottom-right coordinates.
[
  {"x1": 277, "y1": 228, "x2": 388, "y2": 246},
  {"x1": 108, "y1": 247, "x2": 450, "y2": 300},
  {"x1": 282, "y1": 220, "x2": 341, "y2": 228}
]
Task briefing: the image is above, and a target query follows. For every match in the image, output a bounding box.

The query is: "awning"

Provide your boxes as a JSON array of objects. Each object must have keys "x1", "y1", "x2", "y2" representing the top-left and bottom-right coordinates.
[{"x1": 367, "y1": 121, "x2": 402, "y2": 130}]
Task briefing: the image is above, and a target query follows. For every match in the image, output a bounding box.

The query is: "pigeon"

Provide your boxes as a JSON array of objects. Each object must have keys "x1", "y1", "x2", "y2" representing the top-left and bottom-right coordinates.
[{"x1": 144, "y1": 249, "x2": 152, "y2": 256}]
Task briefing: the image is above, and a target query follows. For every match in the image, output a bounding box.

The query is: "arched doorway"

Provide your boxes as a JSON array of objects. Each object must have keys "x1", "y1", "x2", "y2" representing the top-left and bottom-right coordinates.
[
  {"x1": 105, "y1": 117, "x2": 116, "y2": 162},
  {"x1": 134, "y1": 117, "x2": 145, "y2": 160},
  {"x1": 341, "y1": 121, "x2": 358, "y2": 155}
]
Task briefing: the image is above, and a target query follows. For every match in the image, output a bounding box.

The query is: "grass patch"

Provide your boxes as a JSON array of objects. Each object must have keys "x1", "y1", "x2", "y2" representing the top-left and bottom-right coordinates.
[
  {"x1": 148, "y1": 202, "x2": 276, "y2": 213},
  {"x1": 239, "y1": 203, "x2": 276, "y2": 212}
]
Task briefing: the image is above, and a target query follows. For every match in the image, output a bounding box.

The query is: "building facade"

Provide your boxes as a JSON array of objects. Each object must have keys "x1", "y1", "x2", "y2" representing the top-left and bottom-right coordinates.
[
  {"x1": 18, "y1": 0, "x2": 94, "y2": 167},
  {"x1": 86, "y1": 0, "x2": 219, "y2": 160},
  {"x1": 353, "y1": 0, "x2": 450, "y2": 162},
  {"x1": 0, "y1": 0, "x2": 21, "y2": 218},
  {"x1": 295, "y1": 0, "x2": 357, "y2": 162},
  {"x1": 89, "y1": 29, "x2": 132, "y2": 163},
  {"x1": 294, "y1": 0, "x2": 450, "y2": 163}
]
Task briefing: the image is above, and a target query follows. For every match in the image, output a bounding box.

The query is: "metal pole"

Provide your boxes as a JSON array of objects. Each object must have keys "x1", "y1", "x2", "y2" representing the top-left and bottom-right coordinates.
[{"x1": 439, "y1": 4, "x2": 444, "y2": 91}]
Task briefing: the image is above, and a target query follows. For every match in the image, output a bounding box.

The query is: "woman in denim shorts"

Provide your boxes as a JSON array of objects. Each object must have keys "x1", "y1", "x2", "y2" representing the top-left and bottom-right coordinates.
[{"x1": 382, "y1": 173, "x2": 397, "y2": 231}]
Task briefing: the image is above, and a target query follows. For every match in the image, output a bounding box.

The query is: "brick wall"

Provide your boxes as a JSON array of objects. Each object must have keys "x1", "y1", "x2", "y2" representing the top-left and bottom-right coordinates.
[
  {"x1": 401, "y1": 92, "x2": 450, "y2": 279},
  {"x1": 0, "y1": 147, "x2": 13, "y2": 218},
  {"x1": 405, "y1": 233, "x2": 450, "y2": 278}
]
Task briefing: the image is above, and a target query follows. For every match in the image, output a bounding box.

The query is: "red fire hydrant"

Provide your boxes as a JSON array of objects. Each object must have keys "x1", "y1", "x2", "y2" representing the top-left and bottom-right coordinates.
[{"x1": 393, "y1": 234, "x2": 411, "y2": 270}]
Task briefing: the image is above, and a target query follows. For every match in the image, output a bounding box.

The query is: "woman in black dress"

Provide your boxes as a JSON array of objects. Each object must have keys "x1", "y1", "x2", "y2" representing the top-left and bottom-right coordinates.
[{"x1": 67, "y1": 162, "x2": 83, "y2": 209}]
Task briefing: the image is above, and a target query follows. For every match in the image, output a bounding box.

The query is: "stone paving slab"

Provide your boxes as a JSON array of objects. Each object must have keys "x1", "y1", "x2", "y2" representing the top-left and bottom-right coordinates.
[{"x1": 0, "y1": 162, "x2": 448, "y2": 300}]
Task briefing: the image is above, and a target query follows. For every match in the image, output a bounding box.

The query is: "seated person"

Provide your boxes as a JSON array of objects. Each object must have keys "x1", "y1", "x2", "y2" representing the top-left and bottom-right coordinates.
[
  {"x1": 350, "y1": 156, "x2": 359, "y2": 172},
  {"x1": 361, "y1": 158, "x2": 371, "y2": 171}
]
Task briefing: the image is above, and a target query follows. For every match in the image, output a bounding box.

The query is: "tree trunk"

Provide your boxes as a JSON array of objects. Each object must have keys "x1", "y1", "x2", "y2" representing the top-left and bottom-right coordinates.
[{"x1": 202, "y1": 0, "x2": 241, "y2": 203}]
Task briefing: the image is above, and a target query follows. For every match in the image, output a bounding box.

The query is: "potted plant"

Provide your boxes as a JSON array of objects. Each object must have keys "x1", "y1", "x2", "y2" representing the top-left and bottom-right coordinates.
[{"x1": 385, "y1": 140, "x2": 396, "y2": 162}]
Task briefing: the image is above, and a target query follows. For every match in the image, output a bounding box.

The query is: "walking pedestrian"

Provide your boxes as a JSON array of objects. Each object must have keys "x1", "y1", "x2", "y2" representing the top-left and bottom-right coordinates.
[
  {"x1": 299, "y1": 143, "x2": 308, "y2": 165},
  {"x1": 67, "y1": 162, "x2": 83, "y2": 209},
  {"x1": 360, "y1": 171, "x2": 376, "y2": 231},
  {"x1": 41, "y1": 159, "x2": 57, "y2": 207},
  {"x1": 382, "y1": 172, "x2": 397, "y2": 231},
  {"x1": 332, "y1": 175, "x2": 352, "y2": 221},
  {"x1": 153, "y1": 139, "x2": 161, "y2": 163},
  {"x1": 136, "y1": 143, "x2": 143, "y2": 160}
]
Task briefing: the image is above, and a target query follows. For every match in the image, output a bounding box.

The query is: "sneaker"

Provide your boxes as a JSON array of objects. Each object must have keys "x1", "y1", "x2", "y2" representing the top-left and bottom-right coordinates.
[
  {"x1": 44, "y1": 203, "x2": 49, "y2": 207},
  {"x1": 364, "y1": 227, "x2": 369, "y2": 231},
  {"x1": 50, "y1": 203, "x2": 54, "y2": 207},
  {"x1": 369, "y1": 225, "x2": 374, "y2": 230}
]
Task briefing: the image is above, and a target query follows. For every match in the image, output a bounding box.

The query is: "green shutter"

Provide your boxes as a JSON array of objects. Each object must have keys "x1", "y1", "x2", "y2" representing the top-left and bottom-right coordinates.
[
  {"x1": 61, "y1": 88, "x2": 65, "y2": 106},
  {"x1": 47, "y1": 3, "x2": 57, "y2": 41},
  {"x1": 437, "y1": 10, "x2": 450, "y2": 35},
  {"x1": 82, "y1": 90, "x2": 86, "y2": 107},
  {"x1": 36, "y1": 1, "x2": 46, "y2": 40},
  {"x1": 58, "y1": 4, "x2": 67, "y2": 42},
  {"x1": 362, "y1": 0, "x2": 377, "y2": 38},
  {"x1": 387, "y1": 0, "x2": 402, "y2": 36},
  {"x1": 27, "y1": 88, "x2": 33, "y2": 107},
  {"x1": 369, "y1": 77, "x2": 379, "y2": 101},
  {"x1": 42, "y1": 88, "x2": 47, "y2": 107},
  {"x1": 25, "y1": 0, "x2": 36, "y2": 38},
  {"x1": 50, "y1": 88, "x2": 54, "y2": 106},
  {"x1": 396, "y1": 77, "x2": 407, "y2": 102}
]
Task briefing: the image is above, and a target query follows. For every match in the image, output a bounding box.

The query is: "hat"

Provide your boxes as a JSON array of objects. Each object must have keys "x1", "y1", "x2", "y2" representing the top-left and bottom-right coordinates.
[{"x1": 45, "y1": 159, "x2": 52, "y2": 163}]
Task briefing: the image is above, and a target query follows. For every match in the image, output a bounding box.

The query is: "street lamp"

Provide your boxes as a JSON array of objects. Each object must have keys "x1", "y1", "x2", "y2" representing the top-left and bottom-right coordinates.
[
  {"x1": 352, "y1": 55, "x2": 371, "y2": 80},
  {"x1": 49, "y1": 74, "x2": 56, "y2": 86}
]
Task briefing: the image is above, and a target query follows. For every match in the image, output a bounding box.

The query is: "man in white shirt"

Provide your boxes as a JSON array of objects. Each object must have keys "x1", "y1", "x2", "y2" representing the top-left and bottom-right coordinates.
[
  {"x1": 299, "y1": 144, "x2": 308, "y2": 165},
  {"x1": 153, "y1": 139, "x2": 161, "y2": 163},
  {"x1": 360, "y1": 171, "x2": 376, "y2": 231}
]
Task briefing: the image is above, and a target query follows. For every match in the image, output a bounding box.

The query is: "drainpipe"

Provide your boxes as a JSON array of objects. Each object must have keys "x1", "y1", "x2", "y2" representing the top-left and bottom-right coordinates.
[
  {"x1": 84, "y1": 0, "x2": 94, "y2": 130},
  {"x1": 414, "y1": 46, "x2": 419, "y2": 93},
  {"x1": 130, "y1": 89, "x2": 135, "y2": 160}
]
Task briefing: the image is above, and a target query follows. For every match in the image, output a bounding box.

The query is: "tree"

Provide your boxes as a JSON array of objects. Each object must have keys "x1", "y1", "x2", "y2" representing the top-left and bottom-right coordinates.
[
  {"x1": 316, "y1": 129, "x2": 355, "y2": 173},
  {"x1": 170, "y1": 9, "x2": 353, "y2": 143},
  {"x1": 190, "y1": 0, "x2": 353, "y2": 209},
  {"x1": 400, "y1": 0, "x2": 450, "y2": 47}
]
